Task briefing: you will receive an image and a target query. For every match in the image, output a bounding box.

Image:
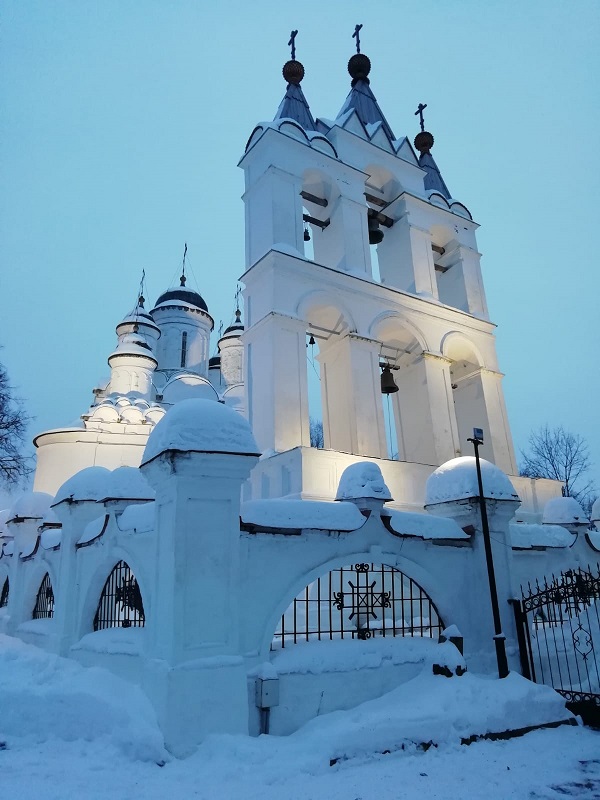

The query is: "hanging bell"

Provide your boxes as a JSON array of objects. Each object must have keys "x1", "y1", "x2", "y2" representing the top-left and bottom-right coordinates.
[
  {"x1": 380, "y1": 365, "x2": 399, "y2": 394},
  {"x1": 368, "y1": 215, "x2": 384, "y2": 245},
  {"x1": 308, "y1": 334, "x2": 316, "y2": 346},
  {"x1": 304, "y1": 225, "x2": 311, "y2": 242}
]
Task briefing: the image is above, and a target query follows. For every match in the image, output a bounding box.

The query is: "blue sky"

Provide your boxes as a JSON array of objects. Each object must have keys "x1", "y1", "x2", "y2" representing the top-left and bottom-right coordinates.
[{"x1": 1, "y1": 1, "x2": 599, "y2": 494}]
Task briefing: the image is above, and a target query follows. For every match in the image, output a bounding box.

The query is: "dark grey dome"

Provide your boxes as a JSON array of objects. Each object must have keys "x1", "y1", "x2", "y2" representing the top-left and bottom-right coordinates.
[
  {"x1": 209, "y1": 355, "x2": 221, "y2": 368},
  {"x1": 153, "y1": 288, "x2": 208, "y2": 313}
]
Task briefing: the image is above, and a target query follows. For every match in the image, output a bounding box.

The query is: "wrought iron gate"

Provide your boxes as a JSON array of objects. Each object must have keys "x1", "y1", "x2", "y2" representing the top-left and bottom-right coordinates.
[
  {"x1": 272, "y1": 562, "x2": 444, "y2": 649},
  {"x1": 513, "y1": 564, "x2": 600, "y2": 726}
]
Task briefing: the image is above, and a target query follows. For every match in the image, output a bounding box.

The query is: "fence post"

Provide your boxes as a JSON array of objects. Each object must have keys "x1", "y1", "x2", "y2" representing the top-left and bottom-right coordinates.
[{"x1": 510, "y1": 598, "x2": 532, "y2": 681}]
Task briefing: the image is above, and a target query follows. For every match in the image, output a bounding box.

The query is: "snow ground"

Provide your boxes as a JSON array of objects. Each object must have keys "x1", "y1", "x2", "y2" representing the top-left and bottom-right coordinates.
[{"x1": 1, "y1": 633, "x2": 600, "y2": 799}]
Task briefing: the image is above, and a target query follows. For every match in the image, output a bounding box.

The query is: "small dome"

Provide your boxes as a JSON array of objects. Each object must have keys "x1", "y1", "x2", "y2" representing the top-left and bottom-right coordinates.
[
  {"x1": 152, "y1": 288, "x2": 208, "y2": 313},
  {"x1": 542, "y1": 496, "x2": 588, "y2": 525},
  {"x1": 335, "y1": 462, "x2": 392, "y2": 502},
  {"x1": 142, "y1": 398, "x2": 260, "y2": 465},
  {"x1": 9, "y1": 491, "x2": 54, "y2": 521},
  {"x1": 591, "y1": 498, "x2": 600, "y2": 523},
  {"x1": 53, "y1": 466, "x2": 112, "y2": 506},
  {"x1": 425, "y1": 456, "x2": 519, "y2": 505}
]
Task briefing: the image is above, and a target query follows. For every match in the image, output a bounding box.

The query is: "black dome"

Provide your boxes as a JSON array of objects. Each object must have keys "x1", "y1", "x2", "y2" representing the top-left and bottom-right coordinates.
[
  {"x1": 209, "y1": 355, "x2": 221, "y2": 368},
  {"x1": 153, "y1": 288, "x2": 208, "y2": 312},
  {"x1": 222, "y1": 323, "x2": 244, "y2": 336}
]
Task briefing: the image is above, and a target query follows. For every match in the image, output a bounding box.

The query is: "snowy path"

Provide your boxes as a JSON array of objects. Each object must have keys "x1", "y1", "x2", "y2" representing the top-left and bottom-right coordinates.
[{"x1": 2, "y1": 727, "x2": 600, "y2": 800}]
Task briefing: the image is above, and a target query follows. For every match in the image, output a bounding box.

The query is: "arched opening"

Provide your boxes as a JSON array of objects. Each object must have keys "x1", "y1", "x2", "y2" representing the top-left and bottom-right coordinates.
[
  {"x1": 93, "y1": 560, "x2": 145, "y2": 631},
  {"x1": 0, "y1": 576, "x2": 9, "y2": 608},
  {"x1": 372, "y1": 316, "x2": 428, "y2": 463},
  {"x1": 365, "y1": 165, "x2": 401, "y2": 285},
  {"x1": 272, "y1": 562, "x2": 444, "y2": 649},
  {"x1": 306, "y1": 332, "x2": 323, "y2": 448},
  {"x1": 445, "y1": 336, "x2": 491, "y2": 460},
  {"x1": 33, "y1": 573, "x2": 54, "y2": 619}
]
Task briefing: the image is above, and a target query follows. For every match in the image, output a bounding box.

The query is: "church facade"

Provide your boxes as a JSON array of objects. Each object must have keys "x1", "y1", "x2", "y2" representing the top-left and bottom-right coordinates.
[{"x1": 2, "y1": 38, "x2": 599, "y2": 755}]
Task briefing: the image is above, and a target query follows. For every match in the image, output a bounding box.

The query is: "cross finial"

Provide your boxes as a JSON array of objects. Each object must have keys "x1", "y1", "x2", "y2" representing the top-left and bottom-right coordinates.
[
  {"x1": 180, "y1": 242, "x2": 187, "y2": 287},
  {"x1": 352, "y1": 23, "x2": 363, "y2": 53},
  {"x1": 288, "y1": 29, "x2": 298, "y2": 60},
  {"x1": 415, "y1": 103, "x2": 427, "y2": 132}
]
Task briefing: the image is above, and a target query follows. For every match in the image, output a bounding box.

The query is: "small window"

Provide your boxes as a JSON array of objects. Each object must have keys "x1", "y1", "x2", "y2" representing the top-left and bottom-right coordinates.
[
  {"x1": 33, "y1": 573, "x2": 54, "y2": 619},
  {"x1": 0, "y1": 577, "x2": 9, "y2": 608},
  {"x1": 180, "y1": 331, "x2": 188, "y2": 368}
]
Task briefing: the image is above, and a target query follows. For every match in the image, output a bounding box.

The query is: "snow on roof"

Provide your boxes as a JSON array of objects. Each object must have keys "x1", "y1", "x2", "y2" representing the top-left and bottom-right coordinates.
[
  {"x1": 335, "y1": 462, "x2": 392, "y2": 502},
  {"x1": 241, "y1": 499, "x2": 365, "y2": 532},
  {"x1": 383, "y1": 509, "x2": 468, "y2": 540},
  {"x1": 77, "y1": 514, "x2": 109, "y2": 546},
  {"x1": 142, "y1": 398, "x2": 259, "y2": 464},
  {"x1": 542, "y1": 496, "x2": 589, "y2": 525},
  {"x1": 9, "y1": 491, "x2": 54, "y2": 521},
  {"x1": 40, "y1": 527, "x2": 62, "y2": 550},
  {"x1": 117, "y1": 502, "x2": 155, "y2": 534},
  {"x1": 425, "y1": 457, "x2": 519, "y2": 505},
  {"x1": 102, "y1": 467, "x2": 155, "y2": 501},
  {"x1": 592, "y1": 498, "x2": 600, "y2": 523},
  {"x1": 54, "y1": 467, "x2": 112, "y2": 505},
  {"x1": 510, "y1": 522, "x2": 575, "y2": 549}
]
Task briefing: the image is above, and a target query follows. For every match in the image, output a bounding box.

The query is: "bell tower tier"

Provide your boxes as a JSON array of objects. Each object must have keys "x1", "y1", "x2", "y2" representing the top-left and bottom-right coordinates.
[{"x1": 240, "y1": 35, "x2": 517, "y2": 505}]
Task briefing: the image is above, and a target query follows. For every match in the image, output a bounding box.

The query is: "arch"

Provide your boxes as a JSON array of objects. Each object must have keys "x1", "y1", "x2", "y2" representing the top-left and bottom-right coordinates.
[
  {"x1": 161, "y1": 374, "x2": 219, "y2": 404},
  {"x1": 296, "y1": 289, "x2": 357, "y2": 336},
  {"x1": 78, "y1": 548, "x2": 151, "y2": 638},
  {"x1": 93, "y1": 559, "x2": 145, "y2": 631},
  {"x1": 32, "y1": 572, "x2": 55, "y2": 619},
  {"x1": 24, "y1": 561, "x2": 58, "y2": 622},
  {"x1": 369, "y1": 312, "x2": 428, "y2": 355},
  {"x1": 0, "y1": 574, "x2": 9, "y2": 608},
  {"x1": 441, "y1": 331, "x2": 485, "y2": 367},
  {"x1": 258, "y1": 552, "x2": 444, "y2": 658}
]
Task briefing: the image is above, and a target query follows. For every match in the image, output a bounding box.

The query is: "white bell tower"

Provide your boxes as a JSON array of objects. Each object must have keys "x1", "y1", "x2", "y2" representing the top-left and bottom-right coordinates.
[{"x1": 240, "y1": 31, "x2": 517, "y2": 500}]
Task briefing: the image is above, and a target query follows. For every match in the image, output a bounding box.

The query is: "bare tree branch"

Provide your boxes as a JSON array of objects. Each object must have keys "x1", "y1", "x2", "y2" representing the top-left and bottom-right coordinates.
[
  {"x1": 0, "y1": 359, "x2": 32, "y2": 487},
  {"x1": 520, "y1": 425, "x2": 595, "y2": 510}
]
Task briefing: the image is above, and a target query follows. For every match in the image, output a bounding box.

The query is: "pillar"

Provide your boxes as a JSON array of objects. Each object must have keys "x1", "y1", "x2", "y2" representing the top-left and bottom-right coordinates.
[
  {"x1": 320, "y1": 334, "x2": 387, "y2": 458},
  {"x1": 244, "y1": 312, "x2": 310, "y2": 453},
  {"x1": 377, "y1": 206, "x2": 439, "y2": 298}
]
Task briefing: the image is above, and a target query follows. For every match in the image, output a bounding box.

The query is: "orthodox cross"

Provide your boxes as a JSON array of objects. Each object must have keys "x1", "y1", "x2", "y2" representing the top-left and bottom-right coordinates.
[
  {"x1": 352, "y1": 23, "x2": 363, "y2": 53},
  {"x1": 415, "y1": 103, "x2": 427, "y2": 132},
  {"x1": 288, "y1": 29, "x2": 298, "y2": 60},
  {"x1": 235, "y1": 285, "x2": 242, "y2": 315},
  {"x1": 180, "y1": 242, "x2": 187, "y2": 286}
]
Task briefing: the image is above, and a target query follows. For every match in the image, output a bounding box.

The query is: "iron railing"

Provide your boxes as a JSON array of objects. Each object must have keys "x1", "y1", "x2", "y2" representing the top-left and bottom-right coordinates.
[
  {"x1": 32, "y1": 572, "x2": 54, "y2": 619},
  {"x1": 93, "y1": 560, "x2": 145, "y2": 631},
  {"x1": 0, "y1": 577, "x2": 8, "y2": 608},
  {"x1": 516, "y1": 564, "x2": 600, "y2": 702},
  {"x1": 272, "y1": 562, "x2": 444, "y2": 649}
]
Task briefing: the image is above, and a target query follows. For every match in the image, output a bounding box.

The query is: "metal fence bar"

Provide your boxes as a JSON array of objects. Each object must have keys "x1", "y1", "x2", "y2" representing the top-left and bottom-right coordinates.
[
  {"x1": 93, "y1": 561, "x2": 145, "y2": 631},
  {"x1": 32, "y1": 573, "x2": 54, "y2": 619}
]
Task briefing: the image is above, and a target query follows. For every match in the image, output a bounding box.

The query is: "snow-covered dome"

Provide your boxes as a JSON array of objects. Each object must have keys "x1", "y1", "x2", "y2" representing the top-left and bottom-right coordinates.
[
  {"x1": 142, "y1": 398, "x2": 260, "y2": 465},
  {"x1": 8, "y1": 491, "x2": 54, "y2": 521},
  {"x1": 542, "y1": 496, "x2": 588, "y2": 525},
  {"x1": 335, "y1": 462, "x2": 392, "y2": 502},
  {"x1": 591, "y1": 498, "x2": 600, "y2": 525},
  {"x1": 103, "y1": 466, "x2": 155, "y2": 501},
  {"x1": 425, "y1": 456, "x2": 519, "y2": 505},
  {"x1": 53, "y1": 466, "x2": 112, "y2": 506}
]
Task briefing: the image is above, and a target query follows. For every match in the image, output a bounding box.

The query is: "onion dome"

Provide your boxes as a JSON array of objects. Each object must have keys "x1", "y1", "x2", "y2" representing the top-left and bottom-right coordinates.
[
  {"x1": 221, "y1": 308, "x2": 244, "y2": 340},
  {"x1": 117, "y1": 295, "x2": 160, "y2": 337},
  {"x1": 152, "y1": 273, "x2": 209, "y2": 314}
]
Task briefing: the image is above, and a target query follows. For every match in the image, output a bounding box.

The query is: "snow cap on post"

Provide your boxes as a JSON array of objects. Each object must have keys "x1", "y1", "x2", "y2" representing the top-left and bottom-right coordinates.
[
  {"x1": 53, "y1": 467, "x2": 112, "y2": 506},
  {"x1": 8, "y1": 491, "x2": 54, "y2": 521},
  {"x1": 141, "y1": 398, "x2": 260, "y2": 465},
  {"x1": 591, "y1": 498, "x2": 600, "y2": 529},
  {"x1": 425, "y1": 456, "x2": 519, "y2": 506},
  {"x1": 542, "y1": 496, "x2": 589, "y2": 526},
  {"x1": 335, "y1": 462, "x2": 392, "y2": 504}
]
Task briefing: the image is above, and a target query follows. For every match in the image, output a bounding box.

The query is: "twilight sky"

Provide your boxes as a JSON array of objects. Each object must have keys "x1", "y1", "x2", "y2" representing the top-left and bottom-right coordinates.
[{"x1": 1, "y1": 0, "x2": 599, "y2": 496}]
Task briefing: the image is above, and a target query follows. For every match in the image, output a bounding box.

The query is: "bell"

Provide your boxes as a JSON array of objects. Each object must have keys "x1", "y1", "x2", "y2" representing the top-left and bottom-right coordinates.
[
  {"x1": 380, "y1": 365, "x2": 399, "y2": 394},
  {"x1": 304, "y1": 226, "x2": 311, "y2": 242},
  {"x1": 368, "y1": 216, "x2": 384, "y2": 245}
]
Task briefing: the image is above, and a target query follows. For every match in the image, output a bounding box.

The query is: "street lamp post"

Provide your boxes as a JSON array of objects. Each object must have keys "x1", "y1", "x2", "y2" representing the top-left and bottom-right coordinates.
[{"x1": 467, "y1": 428, "x2": 510, "y2": 679}]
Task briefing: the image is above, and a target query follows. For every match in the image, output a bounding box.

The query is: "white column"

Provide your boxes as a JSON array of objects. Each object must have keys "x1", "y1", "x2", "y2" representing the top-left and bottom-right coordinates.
[
  {"x1": 395, "y1": 353, "x2": 459, "y2": 465},
  {"x1": 479, "y1": 368, "x2": 518, "y2": 474},
  {"x1": 320, "y1": 334, "x2": 386, "y2": 458},
  {"x1": 436, "y1": 239, "x2": 489, "y2": 318},
  {"x1": 244, "y1": 167, "x2": 304, "y2": 267},
  {"x1": 312, "y1": 191, "x2": 372, "y2": 277},
  {"x1": 244, "y1": 313, "x2": 309, "y2": 453},
  {"x1": 378, "y1": 209, "x2": 438, "y2": 298}
]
